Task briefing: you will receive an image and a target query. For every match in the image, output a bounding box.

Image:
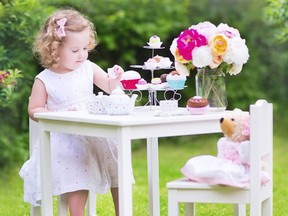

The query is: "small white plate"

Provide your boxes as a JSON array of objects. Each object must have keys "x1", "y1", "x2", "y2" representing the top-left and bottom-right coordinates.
[
  {"x1": 149, "y1": 83, "x2": 169, "y2": 90},
  {"x1": 146, "y1": 42, "x2": 163, "y2": 48},
  {"x1": 208, "y1": 107, "x2": 226, "y2": 112},
  {"x1": 143, "y1": 46, "x2": 165, "y2": 49},
  {"x1": 136, "y1": 84, "x2": 149, "y2": 90},
  {"x1": 130, "y1": 65, "x2": 144, "y2": 69}
]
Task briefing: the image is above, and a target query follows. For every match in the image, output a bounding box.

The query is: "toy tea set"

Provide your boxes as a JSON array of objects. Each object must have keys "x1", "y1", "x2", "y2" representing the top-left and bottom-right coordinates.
[
  {"x1": 88, "y1": 36, "x2": 211, "y2": 116},
  {"x1": 87, "y1": 87, "x2": 138, "y2": 115}
]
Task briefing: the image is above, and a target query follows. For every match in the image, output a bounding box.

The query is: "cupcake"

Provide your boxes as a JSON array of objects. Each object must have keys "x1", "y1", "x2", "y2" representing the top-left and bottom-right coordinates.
[
  {"x1": 186, "y1": 96, "x2": 209, "y2": 115},
  {"x1": 136, "y1": 78, "x2": 148, "y2": 90},
  {"x1": 160, "y1": 73, "x2": 168, "y2": 83},
  {"x1": 158, "y1": 57, "x2": 173, "y2": 68},
  {"x1": 166, "y1": 71, "x2": 186, "y2": 90},
  {"x1": 144, "y1": 55, "x2": 172, "y2": 70},
  {"x1": 138, "y1": 78, "x2": 147, "y2": 85},
  {"x1": 150, "y1": 77, "x2": 170, "y2": 90},
  {"x1": 151, "y1": 77, "x2": 161, "y2": 85},
  {"x1": 120, "y1": 70, "x2": 141, "y2": 89},
  {"x1": 147, "y1": 35, "x2": 162, "y2": 48}
]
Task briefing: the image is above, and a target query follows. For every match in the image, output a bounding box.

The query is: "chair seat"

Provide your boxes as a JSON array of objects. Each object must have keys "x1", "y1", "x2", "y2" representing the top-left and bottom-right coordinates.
[
  {"x1": 167, "y1": 178, "x2": 252, "y2": 204},
  {"x1": 167, "y1": 177, "x2": 250, "y2": 190},
  {"x1": 167, "y1": 177, "x2": 272, "y2": 202}
]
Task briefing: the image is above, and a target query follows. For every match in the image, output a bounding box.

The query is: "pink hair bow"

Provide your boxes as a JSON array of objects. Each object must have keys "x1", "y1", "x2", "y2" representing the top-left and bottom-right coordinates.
[{"x1": 55, "y1": 18, "x2": 67, "y2": 38}]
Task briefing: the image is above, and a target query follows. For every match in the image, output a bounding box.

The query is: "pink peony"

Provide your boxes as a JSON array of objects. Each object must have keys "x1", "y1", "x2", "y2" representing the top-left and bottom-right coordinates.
[{"x1": 176, "y1": 29, "x2": 207, "y2": 61}]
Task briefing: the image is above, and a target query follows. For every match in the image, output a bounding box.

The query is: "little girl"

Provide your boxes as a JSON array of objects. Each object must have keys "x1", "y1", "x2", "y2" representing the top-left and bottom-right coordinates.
[{"x1": 19, "y1": 8, "x2": 123, "y2": 216}]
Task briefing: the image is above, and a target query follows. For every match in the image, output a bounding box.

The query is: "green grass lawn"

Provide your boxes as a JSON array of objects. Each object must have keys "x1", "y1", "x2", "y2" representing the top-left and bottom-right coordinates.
[{"x1": 1, "y1": 128, "x2": 288, "y2": 215}]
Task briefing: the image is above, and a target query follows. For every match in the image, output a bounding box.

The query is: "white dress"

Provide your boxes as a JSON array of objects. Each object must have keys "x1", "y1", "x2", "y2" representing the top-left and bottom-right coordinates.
[{"x1": 19, "y1": 60, "x2": 118, "y2": 206}]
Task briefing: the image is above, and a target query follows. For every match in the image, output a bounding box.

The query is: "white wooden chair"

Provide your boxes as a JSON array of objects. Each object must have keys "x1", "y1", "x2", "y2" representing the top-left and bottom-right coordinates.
[
  {"x1": 29, "y1": 118, "x2": 97, "y2": 216},
  {"x1": 166, "y1": 100, "x2": 273, "y2": 216}
]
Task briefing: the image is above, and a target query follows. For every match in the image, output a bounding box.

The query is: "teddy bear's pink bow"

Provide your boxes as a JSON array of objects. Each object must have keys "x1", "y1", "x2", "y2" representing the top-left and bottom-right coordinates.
[
  {"x1": 55, "y1": 18, "x2": 67, "y2": 38},
  {"x1": 242, "y1": 116, "x2": 250, "y2": 137}
]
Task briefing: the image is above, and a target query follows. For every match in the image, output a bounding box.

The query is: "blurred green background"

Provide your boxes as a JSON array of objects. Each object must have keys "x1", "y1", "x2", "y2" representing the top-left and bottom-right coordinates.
[
  {"x1": 0, "y1": 0, "x2": 287, "y2": 214},
  {"x1": 1, "y1": 0, "x2": 287, "y2": 167}
]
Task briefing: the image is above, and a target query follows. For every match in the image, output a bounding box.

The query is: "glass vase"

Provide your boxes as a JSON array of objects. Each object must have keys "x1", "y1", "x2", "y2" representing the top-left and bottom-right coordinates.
[{"x1": 195, "y1": 68, "x2": 228, "y2": 109}]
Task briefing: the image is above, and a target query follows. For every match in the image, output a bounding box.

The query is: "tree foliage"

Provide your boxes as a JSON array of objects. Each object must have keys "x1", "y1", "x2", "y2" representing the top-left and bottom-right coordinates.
[
  {"x1": 0, "y1": 0, "x2": 54, "y2": 166},
  {"x1": 265, "y1": 0, "x2": 288, "y2": 43}
]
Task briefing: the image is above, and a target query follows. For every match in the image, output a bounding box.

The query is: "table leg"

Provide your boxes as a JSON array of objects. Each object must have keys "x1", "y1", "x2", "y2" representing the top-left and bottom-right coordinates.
[
  {"x1": 147, "y1": 137, "x2": 160, "y2": 216},
  {"x1": 118, "y1": 128, "x2": 133, "y2": 216},
  {"x1": 39, "y1": 127, "x2": 53, "y2": 216}
]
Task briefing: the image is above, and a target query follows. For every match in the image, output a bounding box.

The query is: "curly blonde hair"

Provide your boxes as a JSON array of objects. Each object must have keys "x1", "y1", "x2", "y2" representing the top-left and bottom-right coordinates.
[{"x1": 33, "y1": 8, "x2": 98, "y2": 68}]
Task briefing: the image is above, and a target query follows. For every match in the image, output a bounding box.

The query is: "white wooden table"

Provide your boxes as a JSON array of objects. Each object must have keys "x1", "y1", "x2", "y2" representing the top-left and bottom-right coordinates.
[{"x1": 34, "y1": 107, "x2": 237, "y2": 216}]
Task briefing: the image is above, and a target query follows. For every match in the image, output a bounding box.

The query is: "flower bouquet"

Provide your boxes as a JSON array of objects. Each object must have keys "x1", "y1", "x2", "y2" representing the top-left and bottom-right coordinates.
[
  {"x1": 170, "y1": 21, "x2": 249, "y2": 108},
  {"x1": 0, "y1": 69, "x2": 22, "y2": 107}
]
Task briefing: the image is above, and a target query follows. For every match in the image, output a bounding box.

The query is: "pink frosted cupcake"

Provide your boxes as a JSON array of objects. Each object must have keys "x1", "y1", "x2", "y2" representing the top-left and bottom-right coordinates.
[
  {"x1": 120, "y1": 70, "x2": 141, "y2": 89},
  {"x1": 136, "y1": 78, "x2": 148, "y2": 90},
  {"x1": 186, "y1": 96, "x2": 209, "y2": 115}
]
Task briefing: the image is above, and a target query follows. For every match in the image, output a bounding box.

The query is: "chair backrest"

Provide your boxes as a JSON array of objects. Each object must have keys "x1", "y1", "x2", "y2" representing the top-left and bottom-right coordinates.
[
  {"x1": 29, "y1": 118, "x2": 39, "y2": 156},
  {"x1": 28, "y1": 118, "x2": 41, "y2": 216},
  {"x1": 249, "y1": 99, "x2": 273, "y2": 190}
]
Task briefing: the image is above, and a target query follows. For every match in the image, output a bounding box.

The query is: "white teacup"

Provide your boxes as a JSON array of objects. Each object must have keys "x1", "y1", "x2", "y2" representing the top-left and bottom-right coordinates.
[{"x1": 159, "y1": 100, "x2": 178, "y2": 115}]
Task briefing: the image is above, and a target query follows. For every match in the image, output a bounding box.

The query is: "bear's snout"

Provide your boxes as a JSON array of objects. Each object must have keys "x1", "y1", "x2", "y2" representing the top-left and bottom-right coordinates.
[{"x1": 220, "y1": 118, "x2": 224, "y2": 123}]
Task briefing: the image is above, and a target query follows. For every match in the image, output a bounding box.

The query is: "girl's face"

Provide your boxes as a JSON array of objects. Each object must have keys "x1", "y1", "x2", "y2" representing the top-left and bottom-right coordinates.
[{"x1": 54, "y1": 28, "x2": 90, "y2": 73}]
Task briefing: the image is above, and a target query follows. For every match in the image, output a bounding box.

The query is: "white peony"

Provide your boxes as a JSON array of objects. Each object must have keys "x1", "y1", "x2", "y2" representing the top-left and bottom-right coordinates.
[
  {"x1": 228, "y1": 63, "x2": 243, "y2": 75},
  {"x1": 216, "y1": 23, "x2": 240, "y2": 38},
  {"x1": 192, "y1": 46, "x2": 212, "y2": 68},
  {"x1": 190, "y1": 21, "x2": 217, "y2": 40},
  {"x1": 169, "y1": 38, "x2": 177, "y2": 57},
  {"x1": 223, "y1": 37, "x2": 249, "y2": 65}
]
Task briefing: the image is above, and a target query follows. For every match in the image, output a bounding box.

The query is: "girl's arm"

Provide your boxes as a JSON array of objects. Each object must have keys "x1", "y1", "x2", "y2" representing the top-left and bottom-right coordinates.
[
  {"x1": 28, "y1": 78, "x2": 50, "y2": 121},
  {"x1": 92, "y1": 63, "x2": 123, "y2": 94}
]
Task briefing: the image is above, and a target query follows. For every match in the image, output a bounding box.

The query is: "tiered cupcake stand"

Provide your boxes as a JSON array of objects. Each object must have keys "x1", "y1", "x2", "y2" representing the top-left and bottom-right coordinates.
[{"x1": 130, "y1": 45, "x2": 182, "y2": 107}]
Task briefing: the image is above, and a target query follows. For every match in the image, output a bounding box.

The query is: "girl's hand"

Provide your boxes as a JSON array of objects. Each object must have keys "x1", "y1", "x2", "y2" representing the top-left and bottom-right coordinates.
[{"x1": 108, "y1": 64, "x2": 124, "y2": 79}]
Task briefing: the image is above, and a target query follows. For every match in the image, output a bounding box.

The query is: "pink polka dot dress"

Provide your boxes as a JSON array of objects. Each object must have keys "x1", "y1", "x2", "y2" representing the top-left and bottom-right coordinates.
[{"x1": 19, "y1": 60, "x2": 118, "y2": 206}]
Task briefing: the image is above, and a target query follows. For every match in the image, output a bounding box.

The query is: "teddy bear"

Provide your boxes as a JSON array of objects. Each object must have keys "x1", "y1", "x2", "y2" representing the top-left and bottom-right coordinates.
[{"x1": 181, "y1": 109, "x2": 269, "y2": 188}]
